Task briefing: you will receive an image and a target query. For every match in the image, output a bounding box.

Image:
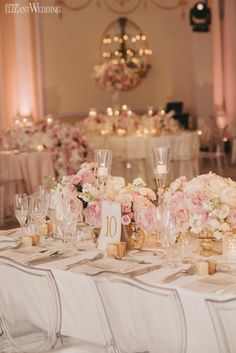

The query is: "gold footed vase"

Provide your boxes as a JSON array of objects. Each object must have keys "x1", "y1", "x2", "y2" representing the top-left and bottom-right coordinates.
[
  {"x1": 122, "y1": 222, "x2": 145, "y2": 250},
  {"x1": 192, "y1": 233, "x2": 221, "y2": 257}
]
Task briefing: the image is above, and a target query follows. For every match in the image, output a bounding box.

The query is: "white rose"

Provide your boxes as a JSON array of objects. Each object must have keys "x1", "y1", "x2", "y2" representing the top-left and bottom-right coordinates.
[
  {"x1": 106, "y1": 176, "x2": 125, "y2": 199},
  {"x1": 208, "y1": 177, "x2": 227, "y2": 198},
  {"x1": 169, "y1": 178, "x2": 181, "y2": 194},
  {"x1": 208, "y1": 218, "x2": 220, "y2": 229},
  {"x1": 213, "y1": 230, "x2": 222, "y2": 240},
  {"x1": 189, "y1": 215, "x2": 203, "y2": 234},
  {"x1": 132, "y1": 177, "x2": 146, "y2": 188},
  {"x1": 139, "y1": 187, "x2": 156, "y2": 201},
  {"x1": 219, "y1": 187, "x2": 236, "y2": 208},
  {"x1": 212, "y1": 204, "x2": 230, "y2": 220},
  {"x1": 220, "y1": 222, "x2": 230, "y2": 231}
]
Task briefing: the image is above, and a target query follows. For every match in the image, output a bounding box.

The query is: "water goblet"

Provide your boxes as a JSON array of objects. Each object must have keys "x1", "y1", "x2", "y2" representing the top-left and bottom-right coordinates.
[
  {"x1": 29, "y1": 194, "x2": 48, "y2": 241},
  {"x1": 14, "y1": 194, "x2": 28, "y2": 237},
  {"x1": 156, "y1": 206, "x2": 179, "y2": 267}
]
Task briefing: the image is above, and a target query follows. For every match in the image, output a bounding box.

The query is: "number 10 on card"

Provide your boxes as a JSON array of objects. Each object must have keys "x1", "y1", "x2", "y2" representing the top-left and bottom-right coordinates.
[
  {"x1": 98, "y1": 201, "x2": 121, "y2": 250},
  {"x1": 105, "y1": 216, "x2": 117, "y2": 238}
]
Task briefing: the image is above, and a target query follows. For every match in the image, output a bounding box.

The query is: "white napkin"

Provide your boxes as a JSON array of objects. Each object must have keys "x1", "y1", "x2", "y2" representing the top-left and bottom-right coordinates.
[
  {"x1": 0, "y1": 228, "x2": 19, "y2": 237},
  {"x1": 0, "y1": 236, "x2": 19, "y2": 243},
  {"x1": 26, "y1": 249, "x2": 62, "y2": 262},
  {"x1": 0, "y1": 241, "x2": 19, "y2": 250}
]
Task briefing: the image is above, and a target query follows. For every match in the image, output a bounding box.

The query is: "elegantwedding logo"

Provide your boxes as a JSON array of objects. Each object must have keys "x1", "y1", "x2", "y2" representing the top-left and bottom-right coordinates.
[{"x1": 5, "y1": 2, "x2": 62, "y2": 15}]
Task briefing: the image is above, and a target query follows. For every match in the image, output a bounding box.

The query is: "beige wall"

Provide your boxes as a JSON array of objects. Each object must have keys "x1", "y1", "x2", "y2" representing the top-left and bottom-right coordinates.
[{"x1": 39, "y1": 0, "x2": 213, "y2": 120}]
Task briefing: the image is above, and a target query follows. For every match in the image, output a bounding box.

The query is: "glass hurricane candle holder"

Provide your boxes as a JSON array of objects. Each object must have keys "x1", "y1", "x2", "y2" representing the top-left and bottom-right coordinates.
[
  {"x1": 152, "y1": 147, "x2": 169, "y2": 204},
  {"x1": 95, "y1": 149, "x2": 112, "y2": 192}
]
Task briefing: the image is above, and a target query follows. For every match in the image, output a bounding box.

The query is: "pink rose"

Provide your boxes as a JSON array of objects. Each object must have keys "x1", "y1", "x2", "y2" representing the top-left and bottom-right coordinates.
[
  {"x1": 134, "y1": 204, "x2": 157, "y2": 232},
  {"x1": 121, "y1": 215, "x2": 131, "y2": 226},
  {"x1": 173, "y1": 208, "x2": 189, "y2": 223},
  {"x1": 70, "y1": 174, "x2": 82, "y2": 185},
  {"x1": 227, "y1": 210, "x2": 236, "y2": 228},
  {"x1": 191, "y1": 191, "x2": 207, "y2": 206},
  {"x1": 122, "y1": 203, "x2": 132, "y2": 214},
  {"x1": 84, "y1": 201, "x2": 101, "y2": 227},
  {"x1": 79, "y1": 169, "x2": 97, "y2": 186}
]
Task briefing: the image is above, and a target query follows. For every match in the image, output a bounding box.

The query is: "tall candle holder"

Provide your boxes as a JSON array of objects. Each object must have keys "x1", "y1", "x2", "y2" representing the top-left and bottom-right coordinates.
[
  {"x1": 95, "y1": 149, "x2": 112, "y2": 193},
  {"x1": 152, "y1": 146, "x2": 169, "y2": 205}
]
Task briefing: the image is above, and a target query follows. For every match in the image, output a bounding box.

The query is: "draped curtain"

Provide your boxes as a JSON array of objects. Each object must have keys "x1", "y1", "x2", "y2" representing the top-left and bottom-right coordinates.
[
  {"x1": 0, "y1": 0, "x2": 42, "y2": 128},
  {"x1": 223, "y1": 0, "x2": 236, "y2": 133},
  {"x1": 212, "y1": 0, "x2": 236, "y2": 134}
]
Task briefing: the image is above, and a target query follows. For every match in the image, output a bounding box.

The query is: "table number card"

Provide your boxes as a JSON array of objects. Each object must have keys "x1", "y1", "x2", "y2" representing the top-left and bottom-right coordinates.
[{"x1": 97, "y1": 200, "x2": 121, "y2": 251}]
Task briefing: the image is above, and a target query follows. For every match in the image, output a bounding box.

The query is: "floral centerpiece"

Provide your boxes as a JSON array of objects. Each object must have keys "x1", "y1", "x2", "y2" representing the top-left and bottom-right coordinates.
[
  {"x1": 153, "y1": 110, "x2": 180, "y2": 135},
  {"x1": 163, "y1": 173, "x2": 236, "y2": 244},
  {"x1": 81, "y1": 109, "x2": 141, "y2": 136},
  {"x1": 53, "y1": 164, "x2": 157, "y2": 238},
  {"x1": 0, "y1": 120, "x2": 92, "y2": 179},
  {"x1": 141, "y1": 110, "x2": 180, "y2": 136},
  {"x1": 92, "y1": 61, "x2": 150, "y2": 92}
]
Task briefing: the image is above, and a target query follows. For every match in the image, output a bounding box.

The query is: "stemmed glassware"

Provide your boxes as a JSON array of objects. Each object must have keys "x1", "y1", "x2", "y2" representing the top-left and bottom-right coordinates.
[
  {"x1": 28, "y1": 194, "x2": 48, "y2": 240},
  {"x1": 54, "y1": 201, "x2": 78, "y2": 245},
  {"x1": 156, "y1": 206, "x2": 179, "y2": 266},
  {"x1": 95, "y1": 149, "x2": 112, "y2": 193},
  {"x1": 14, "y1": 194, "x2": 28, "y2": 237},
  {"x1": 152, "y1": 147, "x2": 169, "y2": 205}
]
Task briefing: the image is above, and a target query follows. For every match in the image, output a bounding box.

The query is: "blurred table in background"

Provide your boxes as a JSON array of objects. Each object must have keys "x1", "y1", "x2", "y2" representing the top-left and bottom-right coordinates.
[
  {"x1": 89, "y1": 131, "x2": 200, "y2": 187},
  {"x1": 0, "y1": 150, "x2": 55, "y2": 222}
]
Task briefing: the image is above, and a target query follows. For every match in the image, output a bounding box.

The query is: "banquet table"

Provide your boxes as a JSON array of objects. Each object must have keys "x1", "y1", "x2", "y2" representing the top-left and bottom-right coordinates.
[
  {"x1": 87, "y1": 131, "x2": 200, "y2": 187},
  {"x1": 1, "y1": 231, "x2": 236, "y2": 353},
  {"x1": 0, "y1": 150, "x2": 55, "y2": 220}
]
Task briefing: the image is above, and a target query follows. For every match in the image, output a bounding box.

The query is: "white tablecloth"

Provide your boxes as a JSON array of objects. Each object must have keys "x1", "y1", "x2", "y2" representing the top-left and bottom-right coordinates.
[
  {"x1": 2, "y1": 237, "x2": 233, "y2": 353},
  {"x1": 0, "y1": 151, "x2": 55, "y2": 219},
  {"x1": 88, "y1": 131, "x2": 200, "y2": 186}
]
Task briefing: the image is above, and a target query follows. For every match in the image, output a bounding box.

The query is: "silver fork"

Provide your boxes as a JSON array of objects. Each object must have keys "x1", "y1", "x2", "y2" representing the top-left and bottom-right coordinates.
[
  {"x1": 162, "y1": 264, "x2": 196, "y2": 283},
  {"x1": 113, "y1": 256, "x2": 151, "y2": 264},
  {"x1": 65, "y1": 253, "x2": 104, "y2": 271}
]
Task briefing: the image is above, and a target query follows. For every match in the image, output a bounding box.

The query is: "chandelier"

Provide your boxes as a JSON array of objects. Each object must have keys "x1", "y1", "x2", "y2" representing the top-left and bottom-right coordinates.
[{"x1": 92, "y1": 17, "x2": 151, "y2": 92}]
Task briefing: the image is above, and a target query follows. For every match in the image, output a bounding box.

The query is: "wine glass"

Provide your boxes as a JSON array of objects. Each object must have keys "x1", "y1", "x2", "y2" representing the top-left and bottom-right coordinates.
[
  {"x1": 156, "y1": 207, "x2": 179, "y2": 267},
  {"x1": 152, "y1": 147, "x2": 169, "y2": 205},
  {"x1": 29, "y1": 194, "x2": 48, "y2": 240},
  {"x1": 14, "y1": 194, "x2": 28, "y2": 237},
  {"x1": 95, "y1": 149, "x2": 112, "y2": 192}
]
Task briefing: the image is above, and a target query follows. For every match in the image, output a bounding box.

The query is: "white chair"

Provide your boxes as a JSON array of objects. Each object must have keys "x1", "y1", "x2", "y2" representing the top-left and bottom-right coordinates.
[
  {"x1": 94, "y1": 272, "x2": 187, "y2": 353},
  {"x1": 0, "y1": 257, "x2": 111, "y2": 353},
  {"x1": 199, "y1": 144, "x2": 228, "y2": 175},
  {"x1": 206, "y1": 296, "x2": 236, "y2": 353}
]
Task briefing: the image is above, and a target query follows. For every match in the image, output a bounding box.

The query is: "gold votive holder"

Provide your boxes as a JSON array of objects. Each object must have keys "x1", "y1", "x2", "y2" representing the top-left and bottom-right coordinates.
[
  {"x1": 107, "y1": 242, "x2": 127, "y2": 258},
  {"x1": 32, "y1": 234, "x2": 40, "y2": 246},
  {"x1": 22, "y1": 236, "x2": 32, "y2": 247},
  {"x1": 196, "y1": 260, "x2": 216, "y2": 276},
  {"x1": 118, "y1": 242, "x2": 127, "y2": 257}
]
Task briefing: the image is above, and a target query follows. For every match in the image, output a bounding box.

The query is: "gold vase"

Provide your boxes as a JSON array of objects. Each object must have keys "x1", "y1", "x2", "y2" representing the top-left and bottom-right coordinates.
[
  {"x1": 192, "y1": 232, "x2": 220, "y2": 257},
  {"x1": 122, "y1": 222, "x2": 145, "y2": 250}
]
